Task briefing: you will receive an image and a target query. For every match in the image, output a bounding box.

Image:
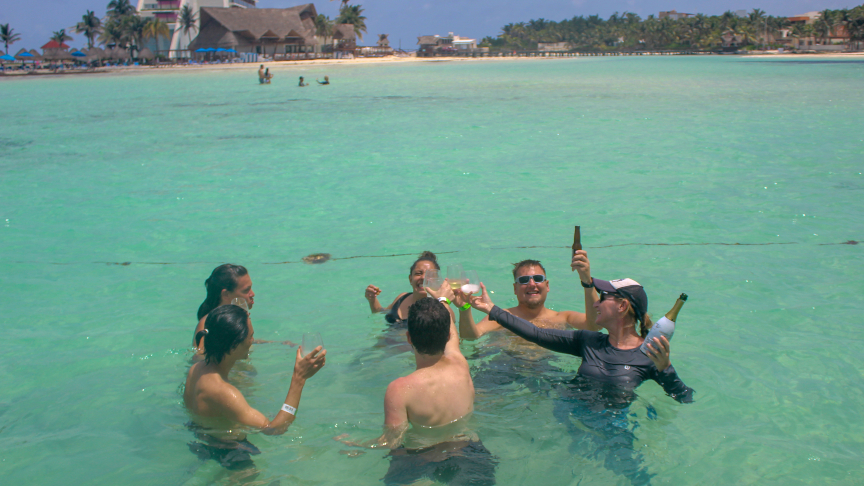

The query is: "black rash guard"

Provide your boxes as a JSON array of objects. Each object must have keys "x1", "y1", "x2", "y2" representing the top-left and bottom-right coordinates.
[{"x1": 489, "y1": 306, "x2": 694, "y2": 403}]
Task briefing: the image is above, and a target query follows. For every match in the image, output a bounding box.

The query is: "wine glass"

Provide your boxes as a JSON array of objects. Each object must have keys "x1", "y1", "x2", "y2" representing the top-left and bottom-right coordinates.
[
  {"x1": 423, "y1": 269, "x2": 445, "y2": 293},
  {"x1": 447, "y1": 264, "x2": 465, "y2": 291},
  {"x1": 461, "y1": 270, "x2": 480, "y2": 295},
  {"x1": 231, "y1": 297, "x2": 249, "y2": 312},
  {"x1": 301, "y1": 332, "x2": 323, "y2": 357}
]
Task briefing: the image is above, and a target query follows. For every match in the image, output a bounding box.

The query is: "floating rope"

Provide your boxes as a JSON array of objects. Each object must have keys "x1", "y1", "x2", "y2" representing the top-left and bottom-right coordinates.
[{"x1": 5, "y1": 240, "x2": 858, "y2": 266}]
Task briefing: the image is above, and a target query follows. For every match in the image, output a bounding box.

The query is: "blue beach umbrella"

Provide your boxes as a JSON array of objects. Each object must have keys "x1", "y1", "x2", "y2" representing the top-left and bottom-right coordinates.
[
  {"x1": 17, "y1": 51, "x2": 34, "y2": 58},
  {"x1": 225, "y1": 48, "x2": 237, "y2": 53},
  {"x1": 0, "y1": 54, "x2": 15, "y2": 61},
  {"x1": 71, "y1": 51, "x2": 87, "y2": 57},
  {"x1": 203, "y1": 48, "x2": 216, "y2": 52},
  {"x1": 216, "y1": 48, "x2": 227, "y2": 52},
  {"x1": 195, "y1": 48, "x2": 208, "y2": 53}
]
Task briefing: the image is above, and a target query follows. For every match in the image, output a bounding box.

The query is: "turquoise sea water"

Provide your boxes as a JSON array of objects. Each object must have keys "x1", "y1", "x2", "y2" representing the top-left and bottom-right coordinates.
[{"x1": 1, "y1": 57, "x2": 863, "y2": 485}]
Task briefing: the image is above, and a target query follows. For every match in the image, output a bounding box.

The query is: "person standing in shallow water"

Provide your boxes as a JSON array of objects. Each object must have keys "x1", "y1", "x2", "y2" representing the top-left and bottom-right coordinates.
[
  {"x1": 257, "y1": 64, "x2": 265, "y2": 84},
  {"x1": 298, "y1": 76, "x2": 307, "y2": 86},
  {"x1": 365, "y1": 251, "x2": 454, "y2": 328},
  {"x1": 337, "y1": 293, "x2": 496, "y2": 486},
  {"x1": 317, "y1": 75, "x2": 329, "y2": 85},
  {"x1": 185, "y1": 305, "x2": 326, "y2": 470},
  {"x1": 195, "y1": 264, "x2": 293, "y2": 354}
]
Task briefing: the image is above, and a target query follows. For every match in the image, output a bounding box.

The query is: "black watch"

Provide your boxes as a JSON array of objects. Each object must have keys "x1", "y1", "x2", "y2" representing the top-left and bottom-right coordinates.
[{"x1": 580, "y1": 278, "x2": 594, "y2": 289}]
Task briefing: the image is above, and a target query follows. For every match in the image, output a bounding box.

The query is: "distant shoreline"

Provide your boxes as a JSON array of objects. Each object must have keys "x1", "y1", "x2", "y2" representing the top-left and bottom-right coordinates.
[{"x1": 2, "y1": 51, "x2": 862, "y2": 79}]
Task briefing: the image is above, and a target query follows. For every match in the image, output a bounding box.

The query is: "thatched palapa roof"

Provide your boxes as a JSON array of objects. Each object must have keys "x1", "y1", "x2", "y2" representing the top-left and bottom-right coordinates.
[
  {"x1": 189, "y1": 5, "x2": 320, "y2": 49},
  {"x1": 417, "y1": 35, "x2": 440, "y2": 46}
]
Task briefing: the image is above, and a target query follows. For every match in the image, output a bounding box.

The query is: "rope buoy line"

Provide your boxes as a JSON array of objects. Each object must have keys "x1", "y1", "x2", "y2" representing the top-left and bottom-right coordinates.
[{"x1": 5, "y1": 240, "x2": 858, "y2": 266}]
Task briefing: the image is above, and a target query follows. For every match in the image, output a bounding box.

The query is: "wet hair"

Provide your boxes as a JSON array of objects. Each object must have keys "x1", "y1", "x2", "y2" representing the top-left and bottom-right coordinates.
[
  {"x1": 198, "y1": 305, "x2": 250, "y2": 365},
  {"x1": 614, "y1": 295, "x2": 653, "y2": 338},
  {"x1": 197, "y1": 264, "x2": 249, "y2": 320},
  {"x1": 406, "y1": 297, "x2": 450, "y2": 355},
  {"x1": 409, "y1": 251, "x2": 440, "y2": 275},
  {"x1": 512, "y1": 260, "x2": 546, "y2": 280}
]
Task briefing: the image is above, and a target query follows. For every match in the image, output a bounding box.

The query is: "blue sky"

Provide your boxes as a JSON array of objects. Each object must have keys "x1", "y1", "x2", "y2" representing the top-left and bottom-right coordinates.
[{"x1": 1, "y1": 0, "x2": 857, "y2": 51}]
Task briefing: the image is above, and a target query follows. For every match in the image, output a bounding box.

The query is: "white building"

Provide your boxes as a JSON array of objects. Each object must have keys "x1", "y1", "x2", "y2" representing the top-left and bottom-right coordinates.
[{"x1": 137, "y1": 0, "x2": 257, "y2": 56}]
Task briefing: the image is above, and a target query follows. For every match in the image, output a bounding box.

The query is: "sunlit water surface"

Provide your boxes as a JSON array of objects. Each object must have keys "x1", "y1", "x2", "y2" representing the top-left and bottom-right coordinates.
[{"x1": 1, "y1": 56, "x2": 863, "y2": 485}]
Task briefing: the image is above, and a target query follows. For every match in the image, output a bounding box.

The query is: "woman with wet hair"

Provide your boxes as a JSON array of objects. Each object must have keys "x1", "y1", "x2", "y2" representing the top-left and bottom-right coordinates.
[
  {"x1": 365, "y1": 251, "x2": 444, "y2": 327},
  {"x1": 195, "y1": 264, "x2": 254, "y2": 350}
]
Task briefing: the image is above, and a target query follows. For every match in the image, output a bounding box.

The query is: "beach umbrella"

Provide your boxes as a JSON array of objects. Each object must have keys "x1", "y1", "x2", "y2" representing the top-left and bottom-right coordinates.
[
  {"x1": 138, "y1": 47, "x2": 155, "y2": 60},
  {"x1": 225, "y1": 48, "x2": 237, "y2": 53},
  {"x1": 71, "y1": 50, "x2": 87, "y2": 58},
  {"x1": 216, "y1": 48, "x2": 227, "y2": 52},
  {"x1": 0, "y1": 54, "x2": 16, "y2": 61},
  {"x1": 203, "y1": 48, "x2": 216, "y2": 52},
  {"x1": 194, "y1": 48, "x2": 208, "y2": 53}
]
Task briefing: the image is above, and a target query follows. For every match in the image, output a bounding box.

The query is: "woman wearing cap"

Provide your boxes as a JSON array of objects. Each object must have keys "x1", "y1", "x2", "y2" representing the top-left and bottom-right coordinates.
[{"x1": 463, "y1": 253, "x2": 693, "y2": 403}]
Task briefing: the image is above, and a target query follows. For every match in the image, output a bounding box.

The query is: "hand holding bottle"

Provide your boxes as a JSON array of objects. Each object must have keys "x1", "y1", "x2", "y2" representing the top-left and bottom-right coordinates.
[{"x1": 571, "y1": 250, "x2": 591, "y2": 285}]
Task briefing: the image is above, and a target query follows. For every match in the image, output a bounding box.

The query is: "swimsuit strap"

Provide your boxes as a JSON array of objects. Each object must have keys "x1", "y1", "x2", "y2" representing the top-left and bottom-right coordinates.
[{"x1": 385, "y1": 293, "x2": 412, "y2": 324}]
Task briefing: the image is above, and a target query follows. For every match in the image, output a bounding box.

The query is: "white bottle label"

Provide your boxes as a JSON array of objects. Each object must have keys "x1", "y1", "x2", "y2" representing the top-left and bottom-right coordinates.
[{"x1": 640, "y1": 316, "x2": 675, "y2": 356}]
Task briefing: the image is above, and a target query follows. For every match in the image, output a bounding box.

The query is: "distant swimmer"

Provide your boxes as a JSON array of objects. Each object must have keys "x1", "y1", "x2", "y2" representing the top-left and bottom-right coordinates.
[
  {"x1": 365, "y1": 251, "x2": 454, "y2": 328},
  {"x1": 317, "y1": 75, "x2": 330, "y2": 85},
  {"x1": 465, "y1": 252, "x2": 695, "y2": 403},
  {"x1": 454, "y1": 252, "x2": 601, "y2": 343},
  {"x1": 298, "y1": 76, "x2": 307, "y2": 87},
  {"x1": 184, "y1": 305, "x2": 326, "y2": 469},
  {"x1": 258, "y1": 64, "x2": 265, "y2": 84},
  {"x1": 337, "y1": 294, "x2": 496, "y2": 485}
]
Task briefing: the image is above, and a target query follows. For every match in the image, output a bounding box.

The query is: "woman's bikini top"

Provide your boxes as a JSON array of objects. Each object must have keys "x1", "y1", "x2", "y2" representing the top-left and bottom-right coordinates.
[{"x1": 384, "y1": 293, "x2": 412, "y2": 327}]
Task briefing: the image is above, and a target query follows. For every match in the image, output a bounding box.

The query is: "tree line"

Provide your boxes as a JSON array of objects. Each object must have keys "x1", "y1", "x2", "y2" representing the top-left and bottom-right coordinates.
[
  {"x1": 0, "y1": 0, "x2": 370, "y2": 58},
  {"x1": 480, "y1": 6, "x2": 864, "y2": 51}
]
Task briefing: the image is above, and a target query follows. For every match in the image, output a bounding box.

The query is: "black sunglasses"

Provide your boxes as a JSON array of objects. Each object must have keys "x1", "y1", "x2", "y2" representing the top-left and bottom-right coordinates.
[
  {"x1": 516, "y1": 274, "x2": 547, "y2": 285},
  {"x1": 598, "y1": 291, "x2": 620, "y2": 302}
]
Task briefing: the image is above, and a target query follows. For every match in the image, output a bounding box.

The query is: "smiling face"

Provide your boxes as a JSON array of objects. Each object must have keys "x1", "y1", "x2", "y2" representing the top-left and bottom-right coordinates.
[
  {"x1": 409, "y1": 260, "x2": 437, "y2": 295},
  {"x1": 221, "y1": 274, "x2": 255, "y2": 310},
  {"x1": 513, "y1": 265, "x2": 549, "y2": 309},
  {"x1": 593, "y1": 292, "x2": 627, "y2": 330}
]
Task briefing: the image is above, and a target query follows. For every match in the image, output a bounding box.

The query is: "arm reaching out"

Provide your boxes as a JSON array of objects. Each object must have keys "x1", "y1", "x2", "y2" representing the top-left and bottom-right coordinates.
[{"x1": 218, "y1": 347, "x2": 326, "y2": 435}]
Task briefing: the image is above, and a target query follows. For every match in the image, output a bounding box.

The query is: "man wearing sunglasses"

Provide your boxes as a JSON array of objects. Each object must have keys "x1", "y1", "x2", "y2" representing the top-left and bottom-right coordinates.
[{"x1": 456, "y1": 250, "x2": 600, "y2": 341}]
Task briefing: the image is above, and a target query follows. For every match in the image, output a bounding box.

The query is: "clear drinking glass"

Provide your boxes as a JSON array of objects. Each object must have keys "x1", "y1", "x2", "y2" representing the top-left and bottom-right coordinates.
[
  {"x1": 231, "y1": 297, "x2": 249, "y2": 312},
  {"x1": 301, "y1": 332, "x2": 323, "y2": 357},
  {"x1": 461, "y1": 270, "x2": 480, "y2": 294},
  {"x1": 423, "y1": 268, "x2": 445, "y2": 293},
  {"x1": 447, "y1": 264, "x2": 465, "y2": 291}
]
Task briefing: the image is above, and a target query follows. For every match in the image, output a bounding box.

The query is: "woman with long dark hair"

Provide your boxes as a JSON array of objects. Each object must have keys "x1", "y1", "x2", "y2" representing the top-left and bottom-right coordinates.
[{"x1": 194, "y1": 264, "x2": 254, "y2": 349}]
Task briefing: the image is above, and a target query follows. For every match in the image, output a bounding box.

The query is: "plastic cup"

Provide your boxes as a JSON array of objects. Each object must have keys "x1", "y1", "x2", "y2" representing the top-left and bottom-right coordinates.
[
  {"x1": 301, "y1": 332, "x2": 323, "y2": 357},
  {"x1": 231, "y1": 297, "x2": 249, "y2": 311}
]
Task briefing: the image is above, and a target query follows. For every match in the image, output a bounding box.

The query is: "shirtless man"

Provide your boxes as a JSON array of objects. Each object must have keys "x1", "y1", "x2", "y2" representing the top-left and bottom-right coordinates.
[
  {"x1": 184, "y1": 305, "x2": 325, "y2": 469},
  {"x1": 257, "y1": 64, "x2": 265, "y2": 84},
  {"x1": 455, "y1": 251, "x2": 600, "y2": 340},
  {"x1": 338, "y1": 294, "x2": 496, "y2": 485}
]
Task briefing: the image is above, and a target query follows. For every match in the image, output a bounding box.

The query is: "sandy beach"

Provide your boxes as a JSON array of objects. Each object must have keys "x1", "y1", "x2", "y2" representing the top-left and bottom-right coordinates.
[{"x1": 3, "y1": 50, "x2": 862, "y2": 78}]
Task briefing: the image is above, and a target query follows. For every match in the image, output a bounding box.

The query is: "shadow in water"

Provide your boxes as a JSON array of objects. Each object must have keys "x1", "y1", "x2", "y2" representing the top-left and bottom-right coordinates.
[{"x1": 552, "y1": 375, "x2": 656, "y2": 486}]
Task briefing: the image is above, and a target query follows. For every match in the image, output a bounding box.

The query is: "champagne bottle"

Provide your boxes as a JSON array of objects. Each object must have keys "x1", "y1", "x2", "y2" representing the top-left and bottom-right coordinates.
[{"x1": 640, "y1": 293, "x2": 687, "y2": 356}]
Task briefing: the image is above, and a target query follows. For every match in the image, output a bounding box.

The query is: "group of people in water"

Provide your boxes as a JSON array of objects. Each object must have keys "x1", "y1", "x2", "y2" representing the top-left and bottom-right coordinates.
[
  {"x1": 257, "y1": 65, "x2": 330, "y2": 86},
  {"x1": 184, "y1": 250, "x2": 694, "y2": 483}
]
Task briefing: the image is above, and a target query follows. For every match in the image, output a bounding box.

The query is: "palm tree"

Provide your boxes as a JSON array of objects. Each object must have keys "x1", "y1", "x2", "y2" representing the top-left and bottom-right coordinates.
[
  {"x1": 107, "y1": 0, "x2": 136, "y2": 19},
  {"x1": 315, "y1": 14, "x2": 334, "y2": 46},
  {"x1": 178, "y1": 5, "x2": 198, "y2": 49},
  {"x1": 143, "y1": 18, "x2": 170, "y2": 56},
  {"x1": 122, "y1": 15, "x2": 148, "y2": 56},
  {"x1": 51, "y1": 29, "x2": 73, "y2": 45},
  {"x1": 336, "y1": 4, "x2": 367, "y2": 41},
  {"x1": 76, "y1": 10, "x2": 102, "y2": 49},
  {"x1": 99, "y1": 18, "x2": 127, "y2": 48},
  {"x1": 0, "y1": 24, "x2": 21, "y2": 55}
]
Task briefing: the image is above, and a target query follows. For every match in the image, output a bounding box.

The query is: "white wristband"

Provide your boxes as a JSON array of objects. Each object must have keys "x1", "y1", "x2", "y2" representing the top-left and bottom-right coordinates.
[{"x1": 281, "y1": 403, "x2": 296, "y2": 415}]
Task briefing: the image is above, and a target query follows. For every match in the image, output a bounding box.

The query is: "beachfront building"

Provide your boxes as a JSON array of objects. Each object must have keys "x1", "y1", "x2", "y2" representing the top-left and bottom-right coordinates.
[
  {"x1": 784, "y1": 11, "x2": 850, "y2": 50},
  {"x1": 417, "y1": 33, "x2": 478, "y2": 57},
  {"x1": 658, "y1": 10, "x2": 693, "y2": 21},
  {"x1": 136, "y1": 0, "x2": 258, "y2": 57},
  {"x1": 538, "y1": 42, "x2": 572, "y2": 52},
  {"x1": 188, "y1": 5, "x2": 355, "y2": 59}
]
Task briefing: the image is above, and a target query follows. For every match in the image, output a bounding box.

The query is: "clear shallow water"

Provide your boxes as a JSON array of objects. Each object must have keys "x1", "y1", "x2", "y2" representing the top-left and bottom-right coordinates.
[{"x1": 1, "y1": 57, "x2": 863, "y2": 485}]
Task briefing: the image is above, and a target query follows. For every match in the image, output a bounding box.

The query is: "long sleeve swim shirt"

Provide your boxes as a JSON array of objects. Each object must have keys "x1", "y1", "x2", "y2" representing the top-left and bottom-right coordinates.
[{"x1": 488, "y1": 306, "x2": 694, "y2": 403}]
